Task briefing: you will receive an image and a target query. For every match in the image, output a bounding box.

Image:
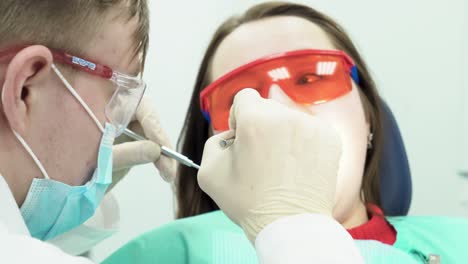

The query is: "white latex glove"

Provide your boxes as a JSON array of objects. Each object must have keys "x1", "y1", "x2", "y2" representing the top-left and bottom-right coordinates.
[
  {"x1": 198, "y1": 89, "x2": 342, "y2": 243},
  {"x1": 112, "y1": 96, "x2": 176, "y2": 186}
]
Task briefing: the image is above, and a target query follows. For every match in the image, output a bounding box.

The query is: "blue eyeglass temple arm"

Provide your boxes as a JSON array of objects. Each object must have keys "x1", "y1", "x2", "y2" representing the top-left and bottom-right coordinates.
[{"x1": 123, "y1": 129, "x2": 200, "y2": 170}]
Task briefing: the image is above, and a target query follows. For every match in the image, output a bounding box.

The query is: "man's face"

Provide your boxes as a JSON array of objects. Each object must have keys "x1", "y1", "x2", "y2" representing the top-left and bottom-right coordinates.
[{"x1": 3, "y1": 11, "x2": 142, "y2": 192}]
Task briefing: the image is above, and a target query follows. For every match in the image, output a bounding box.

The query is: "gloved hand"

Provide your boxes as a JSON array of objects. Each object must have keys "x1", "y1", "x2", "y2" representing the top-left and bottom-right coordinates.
[
  {"x1": 197, "y1": 89, "x2": 342, "y2": 243},
  {"x1": 111, "y1": 96, "x2": 176, "y2": 188}
]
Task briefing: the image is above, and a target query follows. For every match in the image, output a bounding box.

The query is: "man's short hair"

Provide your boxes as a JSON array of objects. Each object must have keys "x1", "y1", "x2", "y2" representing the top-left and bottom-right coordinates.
[{"x1": 0, "y1": 0, "x2": 149, "y2": 67}]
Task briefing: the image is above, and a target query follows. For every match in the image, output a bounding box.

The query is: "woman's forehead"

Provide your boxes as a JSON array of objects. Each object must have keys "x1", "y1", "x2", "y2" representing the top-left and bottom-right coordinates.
[{"x1": 211, "y1": 16, "x2": 335, "y2": 81}]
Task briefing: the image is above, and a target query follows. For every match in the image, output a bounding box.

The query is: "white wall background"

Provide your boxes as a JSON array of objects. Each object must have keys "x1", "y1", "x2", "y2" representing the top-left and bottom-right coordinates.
[
  {"x1": 461, "y1": 0, "x2": 468, "y2": 212},
  {"x1": 92, "y1": 0, "x2": 467, "y2": 261}
]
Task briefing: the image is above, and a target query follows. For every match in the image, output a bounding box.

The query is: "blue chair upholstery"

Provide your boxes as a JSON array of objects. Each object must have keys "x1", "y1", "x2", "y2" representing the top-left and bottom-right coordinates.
[{"x1": 379, "y1": 101, "x2": 412, "y2": 216}]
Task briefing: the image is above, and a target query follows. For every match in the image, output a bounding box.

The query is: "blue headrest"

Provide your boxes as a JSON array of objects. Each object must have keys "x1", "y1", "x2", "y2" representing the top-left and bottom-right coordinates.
[{"x1": 379, "y1": 101, "x2": 412, "y2": 216}]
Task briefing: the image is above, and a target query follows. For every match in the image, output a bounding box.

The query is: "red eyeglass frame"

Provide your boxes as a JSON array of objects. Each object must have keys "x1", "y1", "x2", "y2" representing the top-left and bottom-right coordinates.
[
  {"x1": 199, "y1": 49, "x2": 359, "y2": 125},
  {"x1": 0, "y1": 45, "x2": 114, "y2": 79}
]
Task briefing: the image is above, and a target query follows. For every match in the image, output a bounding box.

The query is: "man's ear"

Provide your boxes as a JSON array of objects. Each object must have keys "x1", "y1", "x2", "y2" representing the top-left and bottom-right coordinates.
[{"x1": 1, "y1": 45, "x2": 53, "y2": 134}]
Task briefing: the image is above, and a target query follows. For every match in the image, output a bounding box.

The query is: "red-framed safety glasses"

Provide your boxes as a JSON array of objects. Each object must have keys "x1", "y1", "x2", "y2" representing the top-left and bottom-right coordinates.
[
  {"x1": 200, "y1": 49, "x2": 359, "y2": 131},
  {"x1": 0, "y1": 46, "x2": 146, "y2": 136}
]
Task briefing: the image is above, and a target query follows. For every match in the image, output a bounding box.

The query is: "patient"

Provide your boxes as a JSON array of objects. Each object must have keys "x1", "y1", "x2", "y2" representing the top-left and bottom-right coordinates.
[{"x1": 104, "y1": 2, "x2": 468, "y2": 263}]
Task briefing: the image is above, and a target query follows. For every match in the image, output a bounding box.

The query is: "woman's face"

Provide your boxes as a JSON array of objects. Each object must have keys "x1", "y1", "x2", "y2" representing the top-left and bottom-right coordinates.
[{"x1": 210, "y1": 16, "x2": 370, "y2": 226}]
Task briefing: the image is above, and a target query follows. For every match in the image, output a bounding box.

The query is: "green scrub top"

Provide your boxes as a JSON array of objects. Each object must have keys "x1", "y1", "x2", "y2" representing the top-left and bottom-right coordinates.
[{"x1": 102, "y1": 211, "x2": 468, "y2": 264}]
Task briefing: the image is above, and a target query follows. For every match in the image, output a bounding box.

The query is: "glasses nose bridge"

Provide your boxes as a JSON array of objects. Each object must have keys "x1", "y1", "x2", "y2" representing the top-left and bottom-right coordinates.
[
  {"x1": 259, "y1": 78, "x2": 274, "y2": 97},
  {"x1": 263, "y1": 64, "x2": 295, "y2": 95},
  {"x1": 259, "y1": 69, "x2": 288, "y2": 98}
]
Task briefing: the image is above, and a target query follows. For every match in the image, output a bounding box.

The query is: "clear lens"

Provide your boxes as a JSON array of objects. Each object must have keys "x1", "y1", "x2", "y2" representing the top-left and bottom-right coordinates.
[{"x1": 105, "y1": 72, "x2": 146, "y2": 136}]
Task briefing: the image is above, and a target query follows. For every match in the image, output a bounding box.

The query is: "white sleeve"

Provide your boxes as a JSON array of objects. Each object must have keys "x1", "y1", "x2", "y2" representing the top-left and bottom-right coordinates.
[
  {"x1": 47, "y1": 193, "x2": 120, "y2": 256},
  {"x1": 255, "y1": 214, "x2": 364, "y2": 264},
  {"x1": 0, "y1": 223, "x2": 94, "y2": 264}
]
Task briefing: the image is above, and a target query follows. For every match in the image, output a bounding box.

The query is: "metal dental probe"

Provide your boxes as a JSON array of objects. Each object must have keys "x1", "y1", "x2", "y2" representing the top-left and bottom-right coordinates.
[{"x1": 123, "y1": 129, "x2": 200, "y2": 170}]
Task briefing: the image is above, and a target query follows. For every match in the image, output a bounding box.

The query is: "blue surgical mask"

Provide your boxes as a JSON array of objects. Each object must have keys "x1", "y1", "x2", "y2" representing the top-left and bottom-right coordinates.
[
  {"x1": 9, "y1": 64, "x2": 117, "y2": 240},
  {"x1": 19, "y1": 123, "x2": 115, "y2": 240}
]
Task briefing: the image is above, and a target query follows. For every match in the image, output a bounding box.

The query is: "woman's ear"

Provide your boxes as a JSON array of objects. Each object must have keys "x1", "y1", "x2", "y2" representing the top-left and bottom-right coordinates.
[{"x1": 1, "y1": 46, "x2": 53, "y2": 134}]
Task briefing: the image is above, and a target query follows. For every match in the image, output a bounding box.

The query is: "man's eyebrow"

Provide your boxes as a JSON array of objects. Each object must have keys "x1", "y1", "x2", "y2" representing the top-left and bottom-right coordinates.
[
  {"x1": 130, "y1": 68, "x2": 141, "y2": 76},
  {"x1": 127, "y1": 62, "x2": 142, "y2": 76},
  {"x1": 131, "y1": 54, "x2": 144, "y2": 76}
]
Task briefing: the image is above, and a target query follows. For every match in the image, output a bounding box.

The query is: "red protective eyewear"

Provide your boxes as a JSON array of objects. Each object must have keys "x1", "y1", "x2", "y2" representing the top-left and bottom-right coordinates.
[
  {"x1": 200, "y1": 49, "x2": 359, "y2": 131},
  {"x1": 0, "y1": 45, "x2": 146, "y2": 136},
  {"x1": 0, "y1": 46, "x2": 114, "y2": 78}
]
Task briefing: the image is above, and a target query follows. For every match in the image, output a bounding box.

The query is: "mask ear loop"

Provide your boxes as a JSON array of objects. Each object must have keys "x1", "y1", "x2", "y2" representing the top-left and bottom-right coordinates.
[
  {"x1": 51, "y1": 64, "x2": 105, "y2": 133},
  {"x1": 13, "y1": 131, "x2": 51, "y2": 179},
  {"x1": 1, "y1": 83, "x2": 50, "y2": 179}
]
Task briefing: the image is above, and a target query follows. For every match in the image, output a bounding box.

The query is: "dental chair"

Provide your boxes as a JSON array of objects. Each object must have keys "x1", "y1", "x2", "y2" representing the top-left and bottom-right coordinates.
[{"x1": 379, "y1": 101, "x2": 412, "y2": 216}]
